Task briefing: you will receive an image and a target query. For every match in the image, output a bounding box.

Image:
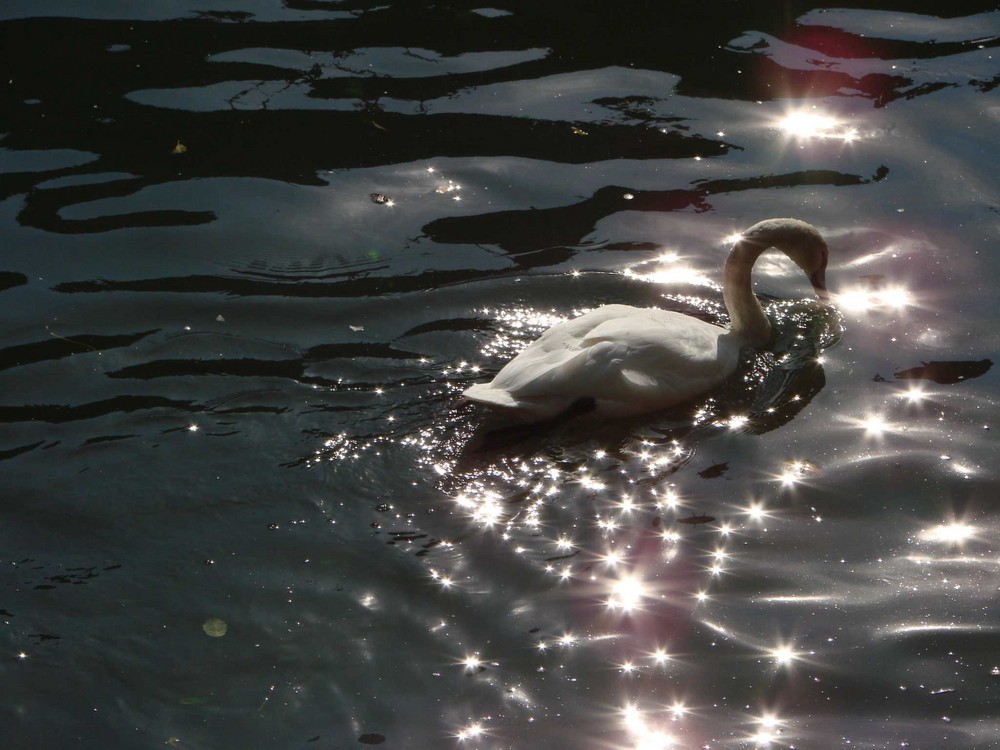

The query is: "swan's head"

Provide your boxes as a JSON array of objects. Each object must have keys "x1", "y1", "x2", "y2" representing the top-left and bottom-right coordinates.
[
  {"x1": 740, "y1": 218, "x2": 829, "y2": 302},
  {"x1": 800, "y1": 241, "x2": 829, "y2": 302}
]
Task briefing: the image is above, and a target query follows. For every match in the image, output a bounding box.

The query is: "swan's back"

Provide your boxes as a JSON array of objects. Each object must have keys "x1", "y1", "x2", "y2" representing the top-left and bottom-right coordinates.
[{"x1": 463, "y1": 305, "x2": 740, "y2": 421}]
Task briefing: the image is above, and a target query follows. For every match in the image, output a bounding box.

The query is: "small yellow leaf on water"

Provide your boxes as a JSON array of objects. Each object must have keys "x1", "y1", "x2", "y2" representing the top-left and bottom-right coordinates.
[
  {"x1": 172, "y1": 140, "x2": 187, "y2": 154},
  {"x1": 371, "y1": 121, "x2": 388, "y2": 132},
  {"x1": 202, "y1": 617, "x2": 227, "y2": 637}
]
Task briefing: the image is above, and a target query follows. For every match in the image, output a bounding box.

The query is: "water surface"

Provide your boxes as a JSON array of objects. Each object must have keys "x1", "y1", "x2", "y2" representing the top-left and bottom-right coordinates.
[{"x1": 2, "y1": 2, "x2": 998, "y2": 748}]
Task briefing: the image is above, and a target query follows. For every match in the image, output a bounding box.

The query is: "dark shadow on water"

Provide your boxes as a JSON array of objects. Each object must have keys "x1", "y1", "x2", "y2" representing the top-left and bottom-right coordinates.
[
  {"x1": 0, "y1": 330, "x2": 159, "y2": 373},
  {"x1": 422, "y1": 170, "x2": 876, "y2": 257},
  {"x1": 0, "y1": 272, "x2": 29, "y2": 293},
  {"x1": 2, "y1": 7, "x2": 996, "y2": 234},
  {"x1": 894, "y1": 359, "x2": 992, "y2": 384}
]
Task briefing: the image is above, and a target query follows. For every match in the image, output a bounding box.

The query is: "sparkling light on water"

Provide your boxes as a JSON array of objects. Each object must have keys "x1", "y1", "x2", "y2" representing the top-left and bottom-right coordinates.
[
  {"x1": 649, "y1": 648, "x2": 672, "y2": 666},
  {"x1": 776, "y1": 460, "x2": 813, "y2": 486},
  {"x1": 767, "y1": 642, "x2": 800, "y2": 667},
  {"x1": 897, "y1": 385, "x2": 929, "y2": 403},
  {"x1": 607, "y1": 573, "x2": 650, "y2": 612},
  {"x1": 455, "y1": 722, "x2": 485, "y2": 741},
  {"x1": 727, "y1": 414, "x2": 750, "y2": 430},
  {"x1": 837, "y1": 285, "x2": 914, "y2": 313},
  {"x1": 460, "y1": 653, "x2": 484, "y2": 672},
  {"x1": 747, "y1": 712, "x2": 786, "y2": 746},
  {"x1": 919, "y1": 522, "x2": 978, "y2": 545},
  {"x1": 621, "y1": 704, "x2": 677, "y2": 750},
  {"x1": 778, "y1": 109, "x2": 858, "y2": 142},
  {"x1": 861, "y1": 414, "x2": 889, "y2": 435},
  {"x1": 625, "y1": 264, "x2": 714, "y2": 288}
]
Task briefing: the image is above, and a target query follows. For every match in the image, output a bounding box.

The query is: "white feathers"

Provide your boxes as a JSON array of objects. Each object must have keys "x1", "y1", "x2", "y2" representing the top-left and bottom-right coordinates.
[{"x1": 463, "y1": 219, "x2": 829, "y2": 422}]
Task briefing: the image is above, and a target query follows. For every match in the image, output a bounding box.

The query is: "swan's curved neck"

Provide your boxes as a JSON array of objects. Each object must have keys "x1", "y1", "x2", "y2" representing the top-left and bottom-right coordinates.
[
  {"x1": 723, "y1": 240, "x2": 771, "y2": 347},
  {"x1": 720, "y1": 218, "x2": 828, "y2": 348}
]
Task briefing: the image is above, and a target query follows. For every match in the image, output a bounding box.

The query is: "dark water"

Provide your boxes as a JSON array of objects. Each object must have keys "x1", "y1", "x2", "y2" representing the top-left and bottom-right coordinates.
[{"x1": 2, "y1": 2, "x2": 999, "y2": 748}]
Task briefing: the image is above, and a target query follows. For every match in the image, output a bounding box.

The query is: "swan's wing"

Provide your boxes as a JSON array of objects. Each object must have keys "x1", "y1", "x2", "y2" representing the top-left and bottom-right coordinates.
[{"x1": 485, "y1": 307, "x2": 737, "y2": 408}]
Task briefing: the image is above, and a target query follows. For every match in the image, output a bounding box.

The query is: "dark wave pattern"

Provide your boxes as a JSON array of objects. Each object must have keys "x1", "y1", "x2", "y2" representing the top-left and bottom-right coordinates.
[{"x1": 1, "y1": 2, "x2": 999, "y2": 749}]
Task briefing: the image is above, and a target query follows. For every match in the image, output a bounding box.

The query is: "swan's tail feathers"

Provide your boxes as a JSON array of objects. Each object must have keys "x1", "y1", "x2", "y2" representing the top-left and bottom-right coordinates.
[{"x1": 462, "y1": 383, "x2": 522, "y2": 409}]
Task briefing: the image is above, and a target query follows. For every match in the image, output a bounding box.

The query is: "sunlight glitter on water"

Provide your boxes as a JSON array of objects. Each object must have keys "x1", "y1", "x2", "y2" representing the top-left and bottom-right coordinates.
[
  {"x1": 621, "y1": 704, "x2": 677, "y2": 750},
  {"x1": 606, "y1": 573, "x2": 651, "y2": 613},
  {"x1": 477, "y1": 306, "x2": 569, "y2": 361},
  {"x1": 623, "y1": 262, "x2": 715, "y2": 288},
  {"x1": 767, "y1": 642, "x2": 801, "y2": 668},
  {"x1": 746, "y1": 712, "x2": 788, "y2": 747},
  {"x1": 836, "y1": 285, "x2": 914, "y2": 313},
  {"x1": 919, "y1": 522, "x2": 978, "y2": 545},
  {"x1": 454, "y1": 722, "x2": 485, "y2": 741},
  {"x1": 777, "y1": 108, "x2": 859, "y2": 142},
  {"x1": 896, "y1": 384, "x2": 932, "y2": 404},
  {"x1": 773, "y1": 460, "x2": 815, "y2": 487}
]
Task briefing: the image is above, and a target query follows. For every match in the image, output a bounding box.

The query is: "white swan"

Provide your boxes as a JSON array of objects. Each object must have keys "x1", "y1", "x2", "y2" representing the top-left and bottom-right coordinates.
[{"x1": 462, "y1": 218, "x2": 829, "y2": 422}]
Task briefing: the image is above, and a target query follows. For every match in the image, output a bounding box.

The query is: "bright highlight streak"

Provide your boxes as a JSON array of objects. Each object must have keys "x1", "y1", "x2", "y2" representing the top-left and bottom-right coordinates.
[
  {"x1": 456, "y1": 722, "x2": 485, "y2": 741},
  {"x1": 899, "y1": 386, "x2": 928, "y2": 403},
  {"x1": 862, "y1": 414, "x2": 889, "y2": 435},
  {"x1": 657, "y1": 490, "x2": 680, "y2": 510},
  {"x1": 748, "y1": 712, "x2": 786, "y2": 746},
  {"x1": 768, "y1": 643, "x2": 799, "y2": 667},
  {"x1": 837, "y1": 285, "x2": 913, "y2": 313},
  {"x1": 744, "y1": 501, "x2": 770, "y2": 521},
  {"x1": 779, "y1": 110, "x2": 857, "y2": 142},
  {"x1": 920, "y1": 522, "x2": 977, "y2": 544},
  {"x1": 781, "y1": 112, "x2": 837, "y2": 137},
  {"x1": 555, "y1": 536, "x2": 575, "y2": 550},
  {"x1": 621, "y1": 705, "x2": 676, "y2": 749},
  {"x1": 727, "y1": 414, "x2": 749, "y2": 430},
  {"x1": 454, "y1": 490, "x2": 505, "y2": 526},
  {"x1": 650, "y1": 648, "x2": 671, "y2": 665},
  {"x1": 777, "y1": 460, "x2": 811, "y2": 486},
  {"x1": 601, "y1": 549, "x2": 626, "y2": 567},
  {"x1": 460, "y1": 654, "x2": 484, "y2": 671},
  {"x1": 608, "y1": 574, "x2": 649, "y2": 612}
]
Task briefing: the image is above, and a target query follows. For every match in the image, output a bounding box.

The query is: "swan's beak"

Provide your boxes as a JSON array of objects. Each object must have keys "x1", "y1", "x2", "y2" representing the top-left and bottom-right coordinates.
[{"x1": 809, "y1": 269, "x2": 830, "y2": 302}]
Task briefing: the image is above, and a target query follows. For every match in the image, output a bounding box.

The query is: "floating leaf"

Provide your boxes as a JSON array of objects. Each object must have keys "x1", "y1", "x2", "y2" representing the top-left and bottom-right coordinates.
[
  {"x1": 697, "y1": 462, "x2": 728, "y2": 479},
  {"x1": 172, "y1": 140, "x2": 187, "y2": 155},
  {"x1": 202, "y1": 617, "x2": 227, "y2": 637},
  {"x1": 370, "y1": 193, "x2": 391, "y2": 204}
]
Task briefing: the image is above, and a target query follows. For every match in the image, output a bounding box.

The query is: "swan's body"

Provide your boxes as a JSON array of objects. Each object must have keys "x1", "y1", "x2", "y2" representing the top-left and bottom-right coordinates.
[{"x1": 462, "y1": 218, "x2": 829, "y2": 423}]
